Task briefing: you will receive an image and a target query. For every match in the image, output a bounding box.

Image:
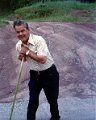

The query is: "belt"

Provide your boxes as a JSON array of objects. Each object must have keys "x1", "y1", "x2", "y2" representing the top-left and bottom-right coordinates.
[{"x1": 30, "y1": 64, "x2": 55, "y2": 75}]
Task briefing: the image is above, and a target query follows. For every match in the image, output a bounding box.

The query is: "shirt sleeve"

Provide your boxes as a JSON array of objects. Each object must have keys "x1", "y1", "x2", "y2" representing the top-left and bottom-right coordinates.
[
  {"x1": 16, "y1": 41, "x2": 22, "y2": 57},
  {"x1": 36, "y1": 36, "x2": 49, "y2": 56}
]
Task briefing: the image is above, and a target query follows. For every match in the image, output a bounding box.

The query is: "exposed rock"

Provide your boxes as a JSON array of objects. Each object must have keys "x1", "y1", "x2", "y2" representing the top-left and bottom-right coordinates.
[{"x1": 0, "y1": 22, "x2": 96, "y2": 102}]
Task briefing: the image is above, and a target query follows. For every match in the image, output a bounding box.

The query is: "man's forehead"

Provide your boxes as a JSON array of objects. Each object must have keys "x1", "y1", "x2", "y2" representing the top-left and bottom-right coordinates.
[{"x1": 15, "y1": 25, "x2": 28, "y2": 31}]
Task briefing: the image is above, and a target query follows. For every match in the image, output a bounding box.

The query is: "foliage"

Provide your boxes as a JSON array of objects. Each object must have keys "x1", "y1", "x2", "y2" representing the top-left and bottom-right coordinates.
[
  {"x1": 12, "y1": 3, "x2": 54, "y2": 19},
  {"x1": 77, "y1": 0, "x2": 96, "y2": 3},
  {"x1": 6, "y1": 1, "x2": 95, "y2": 22},
  {"x1": 0, "y1": 20, "x2": 9, "y2": 27},
  {"x1": 0, "y1": 0, "x2": 33, "y2": 10},
  {"x1": 0, "y1": 1, "x2": 96, "y2": 23},
  {"x1": 0, "y1": 0, "x2": 96, "y2": 11}
]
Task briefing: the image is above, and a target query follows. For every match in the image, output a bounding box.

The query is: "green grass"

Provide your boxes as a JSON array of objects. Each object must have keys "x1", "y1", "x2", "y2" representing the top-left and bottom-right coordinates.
[
  {"x1": 0, "y1": 20, "x2": 9, "y2": 27},
  {"x1": 0, "y1": 11, "x2": 11, "y2": 26},
  {"x1": 1, "y1": 1, "x2": 96, "y2": 23}
]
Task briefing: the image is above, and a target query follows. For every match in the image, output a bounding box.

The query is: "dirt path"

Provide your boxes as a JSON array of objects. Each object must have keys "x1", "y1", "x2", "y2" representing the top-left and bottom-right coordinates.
[{"x1": 0, "y1": 22, "x2": 96, "y2": 102}]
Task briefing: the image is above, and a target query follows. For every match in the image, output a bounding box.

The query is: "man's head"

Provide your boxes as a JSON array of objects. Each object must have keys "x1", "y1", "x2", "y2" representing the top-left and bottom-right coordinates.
[{"x1": 13, "y1": 20, "x2": 30, "y2": 44}]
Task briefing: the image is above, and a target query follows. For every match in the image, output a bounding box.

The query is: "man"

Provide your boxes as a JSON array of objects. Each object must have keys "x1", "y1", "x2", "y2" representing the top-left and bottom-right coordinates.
[{"x1": 13, "y1": 20, "x2": 60, "y2": 120}]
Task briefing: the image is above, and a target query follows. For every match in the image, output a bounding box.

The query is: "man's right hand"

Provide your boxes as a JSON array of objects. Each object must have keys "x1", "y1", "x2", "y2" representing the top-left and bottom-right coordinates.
[
  {"x1": 18, "y1": 53, "x2": 26, "y2": 61},
  {"x1": 18, "y1": 46, "x2": 28, "y2": 61}
]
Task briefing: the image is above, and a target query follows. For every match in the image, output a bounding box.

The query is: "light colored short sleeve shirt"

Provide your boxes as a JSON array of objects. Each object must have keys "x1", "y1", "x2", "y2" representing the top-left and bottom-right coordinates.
[{"x1": 16, "y1": 34, "x2": 54, "y2": 71}]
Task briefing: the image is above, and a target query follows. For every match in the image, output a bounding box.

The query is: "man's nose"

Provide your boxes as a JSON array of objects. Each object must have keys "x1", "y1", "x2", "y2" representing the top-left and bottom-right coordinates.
[{"x1": 19, "y1": 32, "x2": 23, "y2": 35}]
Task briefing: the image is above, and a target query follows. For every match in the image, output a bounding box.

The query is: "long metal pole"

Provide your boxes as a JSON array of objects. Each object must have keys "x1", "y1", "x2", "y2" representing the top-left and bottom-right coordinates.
[{"x1": 9, "y1": 58, "x2": 24, "y2": 120}]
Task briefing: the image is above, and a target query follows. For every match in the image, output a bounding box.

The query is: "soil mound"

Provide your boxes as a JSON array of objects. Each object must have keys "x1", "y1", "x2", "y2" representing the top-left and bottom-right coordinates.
[{"x1": 0, "y1": 22, "x2": 96, "y2": 102}]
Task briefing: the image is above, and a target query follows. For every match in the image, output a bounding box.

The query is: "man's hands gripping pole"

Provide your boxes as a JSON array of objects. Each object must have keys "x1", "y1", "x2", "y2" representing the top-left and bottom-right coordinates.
[{"x1": 18, "y1": 44, "x2": 29, "y2": 61}]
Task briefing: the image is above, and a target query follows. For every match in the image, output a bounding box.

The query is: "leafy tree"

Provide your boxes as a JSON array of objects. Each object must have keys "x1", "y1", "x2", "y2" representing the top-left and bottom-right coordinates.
[
  {"x1": 0, "y1": 0, "x2": 34, "y2": 11},
  {"x1": 77, "y1": 0, "x2": 96, "y2": 3}
]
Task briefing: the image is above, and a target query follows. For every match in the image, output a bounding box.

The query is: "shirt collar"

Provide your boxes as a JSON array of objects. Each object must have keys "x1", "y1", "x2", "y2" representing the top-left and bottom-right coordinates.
[
  {"x1": 28, "y1": 34, "x2": 35, "y2": 45},
  {"x1": 19, "y1": 34, "x2": 35, "y2": 46}
]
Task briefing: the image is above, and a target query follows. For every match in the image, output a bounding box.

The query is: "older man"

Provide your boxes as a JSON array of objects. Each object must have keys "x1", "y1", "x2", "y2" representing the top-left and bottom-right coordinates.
[{"x1": 13, "y1": 20, "x2": 60, "y2": 120}]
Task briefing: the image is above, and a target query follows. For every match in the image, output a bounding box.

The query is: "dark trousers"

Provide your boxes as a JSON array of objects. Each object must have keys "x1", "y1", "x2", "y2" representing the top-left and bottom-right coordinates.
[{"x1": 27, "y1": 64, "x2": 60, "y2": 120}]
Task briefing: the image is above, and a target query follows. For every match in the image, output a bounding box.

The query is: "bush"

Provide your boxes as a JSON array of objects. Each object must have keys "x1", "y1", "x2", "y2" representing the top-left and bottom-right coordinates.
[{"x1": 13, "y1": 4, "x2": 53, "y2": 20}]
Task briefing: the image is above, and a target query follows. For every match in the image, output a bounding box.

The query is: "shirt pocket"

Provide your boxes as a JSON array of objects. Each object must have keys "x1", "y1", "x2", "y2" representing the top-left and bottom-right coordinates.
[{"x1": 29, "y1": 45, "x2": 37, "y2": 54}]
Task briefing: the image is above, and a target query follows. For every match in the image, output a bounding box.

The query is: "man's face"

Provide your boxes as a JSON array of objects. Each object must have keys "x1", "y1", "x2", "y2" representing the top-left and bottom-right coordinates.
[{"x1": 14, "y1": 25, "x2": 30, "y2": 44}]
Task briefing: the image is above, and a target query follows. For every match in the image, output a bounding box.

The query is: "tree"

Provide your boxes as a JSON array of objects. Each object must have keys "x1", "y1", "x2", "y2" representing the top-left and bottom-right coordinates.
[
  {"x1": 77, "y1": 0, "x2": 96, "y2": 3},
  {"x1": 0, "y1": 0, "x2": 34, "y2": 11}
]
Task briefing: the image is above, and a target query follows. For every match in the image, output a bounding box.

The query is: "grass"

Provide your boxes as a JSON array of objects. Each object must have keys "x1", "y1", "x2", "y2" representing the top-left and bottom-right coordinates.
[
  {"x1": 0, "y1": 20, "x2": 9, "y2": 27},
  {"x1": 0, "y1": 1, "x2": 96, "y2": 23},
  {"x1": 0, "y1": 11, "x2": 11, "y2": 26}
]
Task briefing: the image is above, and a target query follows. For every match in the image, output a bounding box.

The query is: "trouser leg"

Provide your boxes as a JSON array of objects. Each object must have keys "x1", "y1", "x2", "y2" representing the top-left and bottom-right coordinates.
[
  {"x1": 27, "y1": 72, "x2": 42, "y2": 120},
  {"x1": 49, "y1": 102, "x2": 60, "y2": 120},
  {"x1": 43, "y1": 66, "x2": 60, "y2": 119},
  {"x1": 27, "y1": 92, "x2": 40, "y2": 120}
]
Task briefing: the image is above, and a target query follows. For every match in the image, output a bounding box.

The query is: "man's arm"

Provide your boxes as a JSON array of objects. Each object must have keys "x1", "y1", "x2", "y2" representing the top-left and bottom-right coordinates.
[{"x1": 20, "y1": 46, "x2": 47, "y2": 64}]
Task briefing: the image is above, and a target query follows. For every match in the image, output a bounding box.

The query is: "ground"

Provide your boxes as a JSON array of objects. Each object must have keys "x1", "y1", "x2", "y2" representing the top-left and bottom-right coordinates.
[{"x1": 0, "y1": 22, "x2": 96, "y2": 120}]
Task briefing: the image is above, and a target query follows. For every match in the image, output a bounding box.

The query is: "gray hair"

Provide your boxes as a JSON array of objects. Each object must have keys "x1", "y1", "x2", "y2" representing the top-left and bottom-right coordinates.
[{"x1": 13, "y1": 20, "x2": 29, "y2": 30}]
